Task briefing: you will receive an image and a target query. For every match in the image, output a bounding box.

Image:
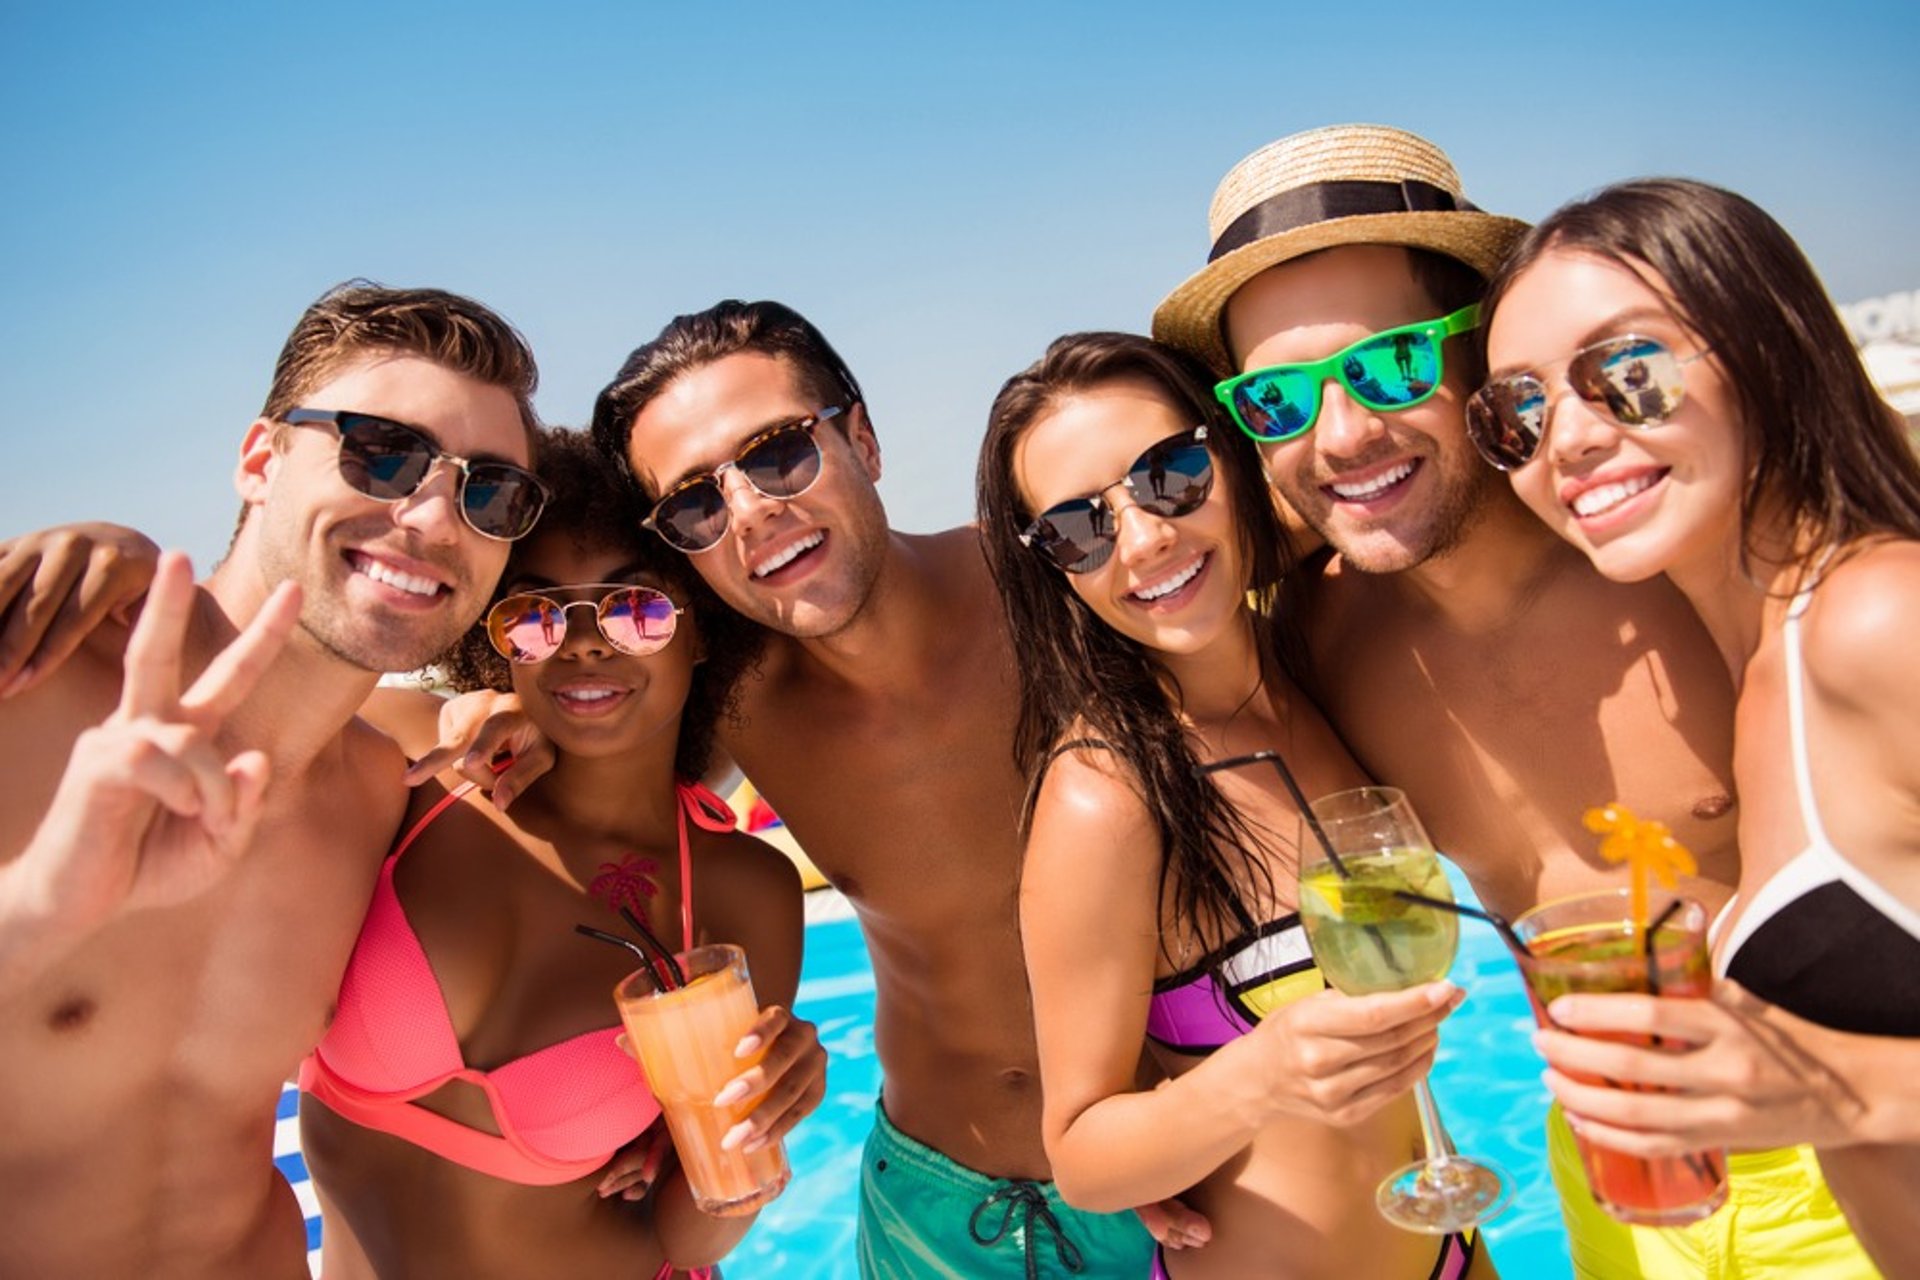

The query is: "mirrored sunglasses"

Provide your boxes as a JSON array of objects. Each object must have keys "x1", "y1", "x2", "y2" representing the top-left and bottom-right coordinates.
[
  {"x1": 642, "y1": 407, "x2": 845, "y2": 553},
  {"x1": 1214, "y1": 304, "x2": 1482, "y2": 443},
  {"x1": 1465, "y1": 335, "x2": 1706, "y2": 471},
  {"x1": 281, "y1": 408, "x2": 550, "y2": 541},
  {"x1": 485, "y1": 583, "x2": 683, "y2": 664},
  {"x1": 1018, "y1": 426, "x2": 1214, "y2": 574}
]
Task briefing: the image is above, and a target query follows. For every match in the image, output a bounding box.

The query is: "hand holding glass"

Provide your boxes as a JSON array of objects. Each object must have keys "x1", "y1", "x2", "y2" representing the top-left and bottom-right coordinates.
[{"x1": 1300, "y1": 786, "x2": 1511, "y2": 1233}]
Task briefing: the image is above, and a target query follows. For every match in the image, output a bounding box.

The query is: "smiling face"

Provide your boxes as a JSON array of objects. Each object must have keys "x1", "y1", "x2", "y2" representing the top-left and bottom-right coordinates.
[
  {"x1": 1225, "y1": 245, "x2": 1499, "y2": 572},
  {"x1": 625, "y1": 351, "x2": 888, "y2": 639},
  {"x1": 1486, "y1": 248, "x2": 1747, "y2": 584},
  {"x1": 1013, "y1": 377, "x2": 1247, "y2": 657},
  {"x1": 499, "y1": 534, "x2": 697, "y2": 759},
  {"x1": 242, "y1": 353, "x2": 524, "y2": 672}
]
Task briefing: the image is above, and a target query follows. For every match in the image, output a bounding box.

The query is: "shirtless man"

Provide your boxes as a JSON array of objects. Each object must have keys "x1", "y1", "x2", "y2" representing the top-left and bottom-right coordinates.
[
  {"x1": 1151, "y1": 125, "x2": 1876, "y2": 1278},
  {"x1": 584, "y1": 301, "x2": 1158, "y2": 1276},
  {"x1": 0, "y1": 284, "x2": 544, "y2": 1279}
]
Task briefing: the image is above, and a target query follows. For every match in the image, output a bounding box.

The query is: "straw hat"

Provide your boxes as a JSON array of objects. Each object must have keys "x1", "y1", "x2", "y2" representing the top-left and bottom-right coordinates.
[{"x1": 1152, "y1": 124, "x2": 1529, "y2": 374}]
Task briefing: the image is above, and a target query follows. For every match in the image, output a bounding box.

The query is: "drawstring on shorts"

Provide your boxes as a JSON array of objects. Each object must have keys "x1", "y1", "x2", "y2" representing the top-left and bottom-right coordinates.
[{"x1": 968, "y1": 1180, "x2": 1086, "y2": 1280}]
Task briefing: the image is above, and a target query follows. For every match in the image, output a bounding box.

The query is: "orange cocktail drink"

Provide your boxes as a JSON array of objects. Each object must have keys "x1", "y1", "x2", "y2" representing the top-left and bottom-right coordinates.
[
  {"x1": 1513, "y1": 890, "x2": 1727, "y2": 1227},
  {"x1": 614, "y1": 944, "x2": 791, "y2": 1215}
]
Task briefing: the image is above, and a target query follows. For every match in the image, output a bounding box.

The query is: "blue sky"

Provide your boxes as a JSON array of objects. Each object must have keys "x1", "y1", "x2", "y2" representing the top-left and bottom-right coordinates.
[{"x1": 4, "y1": 1, "x2": 1917, "y2": 563}]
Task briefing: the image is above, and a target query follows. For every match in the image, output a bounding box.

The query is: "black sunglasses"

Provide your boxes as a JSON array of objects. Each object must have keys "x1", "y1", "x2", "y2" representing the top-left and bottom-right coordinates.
[
  {"x1": 282, "y1": 408, "x2": 549, "y2": 541},
  {"x1": 642, "y1": 407, "x2": 846, "y2": 553},
  {"x1": 1018, "y1": 427, "x2": 1214, "y2": 574}
]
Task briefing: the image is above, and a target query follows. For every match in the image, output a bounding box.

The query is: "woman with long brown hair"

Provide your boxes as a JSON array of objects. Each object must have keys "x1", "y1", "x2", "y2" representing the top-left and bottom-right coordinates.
[
  {"x1": 1471, "y1": 177, "x2": 1920, "y2": 1275},
  {"x1": 976, "y1": 332, "x2": 1488, "y2": 1278}
]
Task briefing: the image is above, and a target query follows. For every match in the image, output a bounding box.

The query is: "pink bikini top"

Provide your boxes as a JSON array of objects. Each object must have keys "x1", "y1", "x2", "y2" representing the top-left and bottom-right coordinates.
[{"x1": 299, "y1": 779, "x2": 738, "y2": 1186}]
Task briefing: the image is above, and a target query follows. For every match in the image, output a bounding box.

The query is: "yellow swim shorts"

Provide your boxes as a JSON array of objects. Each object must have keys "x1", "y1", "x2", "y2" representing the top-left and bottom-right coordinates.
[{"x1": 1545, "y1": 1102, "x2": 1881, "y2": 1279}]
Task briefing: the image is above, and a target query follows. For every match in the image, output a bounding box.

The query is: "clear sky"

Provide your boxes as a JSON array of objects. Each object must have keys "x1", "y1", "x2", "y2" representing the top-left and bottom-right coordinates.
[{"x1": 5, "y1": 1, "x2": 1917, "y2": 563}]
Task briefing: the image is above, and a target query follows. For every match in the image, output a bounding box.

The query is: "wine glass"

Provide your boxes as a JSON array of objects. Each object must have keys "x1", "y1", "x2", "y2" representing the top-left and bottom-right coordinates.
[{"x1": 1299, "y1": 785, "x2": 1511, "y2": 1233}]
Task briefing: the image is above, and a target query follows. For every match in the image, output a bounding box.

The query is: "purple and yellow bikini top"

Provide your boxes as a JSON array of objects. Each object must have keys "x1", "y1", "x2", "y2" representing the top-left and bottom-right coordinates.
[{"x1": 1146, "y1": 913, "x2": 1326, "y2": 1054}]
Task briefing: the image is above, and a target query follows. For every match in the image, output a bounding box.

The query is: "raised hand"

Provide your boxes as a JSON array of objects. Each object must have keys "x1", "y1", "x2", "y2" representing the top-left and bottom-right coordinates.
[
  {"x1": 0, "y1": 522, "x2": 161, "y2": 697},
  {"x1": 14, "y1": 551, "x2": 301, "y2": 941},
  {"x1": 402, "y1": 688, "x2": 554, "y2": 811}
]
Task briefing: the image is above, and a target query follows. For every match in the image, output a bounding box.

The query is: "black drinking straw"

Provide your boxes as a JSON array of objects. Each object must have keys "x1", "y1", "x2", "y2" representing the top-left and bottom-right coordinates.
[
  {"x1": 1198, "y1": 749, "x2": 1351, "y2": 878},
  {"x1": 1642, "y1": 897, "x2": 1686, "y2": 999},
  {"x1": 575, "y1": 923, "x2": 659, "y2": 986},
  {"x1": 1393, "y1": 890, "x2": 1533, "y2": 966},
  {"x1": 618, "y1": 906, "x2": 689, "y2": 989}
]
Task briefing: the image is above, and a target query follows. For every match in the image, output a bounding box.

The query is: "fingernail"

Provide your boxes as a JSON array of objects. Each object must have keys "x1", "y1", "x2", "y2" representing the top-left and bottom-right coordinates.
[
  {"x1": 1, "y1": 665, "x2": 31, "y2": 698},
  {"x1": 720, "y1": 1121, "x2": 753, "y2": 1152},
  {"x1": 734, "y1": 1034, "x2": 762, "y2": 1059},
  {"x1": 493, "y1": 787, "x2": 514, "y2": 811},
  {"x1": 713, "y1": 1079, "x2": 749, "y2": 1107},
  {"x1": 1431, "y1": 981, "x2": 1459, "y2": 1006}
]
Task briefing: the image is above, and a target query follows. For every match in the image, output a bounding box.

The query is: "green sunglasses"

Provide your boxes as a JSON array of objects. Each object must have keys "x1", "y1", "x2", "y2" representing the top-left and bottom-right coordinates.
[{"x1": 1214, "y1": 304, "x2": 1482, "y2": 443}]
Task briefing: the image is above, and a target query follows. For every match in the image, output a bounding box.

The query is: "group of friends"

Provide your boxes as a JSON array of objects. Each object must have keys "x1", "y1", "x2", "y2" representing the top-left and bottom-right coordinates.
[{"x1": 1, "y1": 122, "x2": 1916, "y2": 1280}]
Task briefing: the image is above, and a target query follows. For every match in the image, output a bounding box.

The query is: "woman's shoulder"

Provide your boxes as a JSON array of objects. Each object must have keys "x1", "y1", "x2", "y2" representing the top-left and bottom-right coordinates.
[{"x1": 1799, "y1": 539, "x2": 1920, "y2": 710}]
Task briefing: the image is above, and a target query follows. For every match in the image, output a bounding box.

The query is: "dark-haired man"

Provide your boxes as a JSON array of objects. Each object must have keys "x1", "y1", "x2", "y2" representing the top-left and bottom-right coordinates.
[
  {"x1": 588, "y1": 301, "x2": 1164, "y2": 1277},
  {"x1": 0, "y1": 285, "x2": 544, "y2": 1278},
  {"x1": 1153, "y1": 124, "x2": 1875, "y2": 1279}
]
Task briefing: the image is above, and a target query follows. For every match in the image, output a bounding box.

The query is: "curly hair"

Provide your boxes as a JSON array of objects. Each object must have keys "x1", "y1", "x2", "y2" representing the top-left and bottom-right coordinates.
[{"x1": 440, "y1": 427, "x2": 763, "y2": 778}]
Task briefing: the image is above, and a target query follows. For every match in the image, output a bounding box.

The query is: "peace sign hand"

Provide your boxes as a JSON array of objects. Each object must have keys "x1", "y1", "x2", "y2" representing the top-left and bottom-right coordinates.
[{"x1": 19, "y1": 551, "x2": 302, "y2": 939}]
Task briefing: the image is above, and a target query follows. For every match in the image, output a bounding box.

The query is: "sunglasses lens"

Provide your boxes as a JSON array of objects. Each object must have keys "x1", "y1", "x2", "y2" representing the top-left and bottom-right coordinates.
[
  {"x1": 1466, "y1": 379, "x2": 1549, "y2": 470},
  {"x1": 739, "y1": 425, "x2": 824, "y2": 499},
  {"x1": 337, "y1": 417, "x2": 434, "y2": 499},
  {"x1": 461, "y1": 465, "x2": 547, "y2": 540},
  {"x1": 487, "y1": 594, "x2": 565, "y2": 664},
  {"x1": 651, "y1": 482, "x2": 730, "y2": 553},
  {"x1": 1226, "y1": 369, "x2": 1317, "y2": 441},
  {"x1": 1575, "y1": 338, "x2": 1686, "y2": 427},
  {"x1": 1026, "y1": 503, "x2": 1115, "y2": 574},
  {"x1": 1130, "y1": 434, "x2": 1214, "y2": 516},
  {"x1": 1344, "y1": 329, "x2": 1439, "y2": 408},
  {"x1": 598, "y1": 587, "x2": 679, "y2": 655}
]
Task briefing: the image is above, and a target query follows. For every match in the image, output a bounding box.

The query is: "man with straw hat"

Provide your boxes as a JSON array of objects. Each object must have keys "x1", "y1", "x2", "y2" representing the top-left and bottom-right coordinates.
[{"x1": 1154, "y1": 123, "x2": 1876, "y2": 1277}]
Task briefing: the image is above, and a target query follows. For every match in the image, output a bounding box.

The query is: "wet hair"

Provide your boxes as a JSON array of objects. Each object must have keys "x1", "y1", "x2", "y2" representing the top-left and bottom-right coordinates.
[
  {"x1": 1482, "y1": 178, "x2": 1920, "y2": 569},
  {"x1": 261, "y1": 280, "x2": 541, "y2": 442},
  {"x1": 976, "y1": 331, "x2": 1298, "y2": 959},
  {"x1": 440, "y1": 428, "x2": 762, "y2": 778},
  {"x1": 589, "y1": 299, "x2": 864, "y2": 498}
]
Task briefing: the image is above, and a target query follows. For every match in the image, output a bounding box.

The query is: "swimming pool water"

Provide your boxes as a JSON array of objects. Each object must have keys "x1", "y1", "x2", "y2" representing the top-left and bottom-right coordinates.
[
  {"x1": 738, "y1": 871, "x2": 1574, "y2": 1275},
  {"x1": 280, "y1": 869, "x2": 1574, "y2": 1275}
]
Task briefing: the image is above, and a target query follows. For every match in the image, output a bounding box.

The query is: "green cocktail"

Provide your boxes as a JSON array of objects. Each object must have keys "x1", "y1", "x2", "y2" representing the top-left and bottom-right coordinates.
[
  {"x1": 1304, "y1": 786, "x2": 1509, "y2": 1233},
  {"x1": 1300, "y1": 847, "x2": 1459, "y2": 994}
]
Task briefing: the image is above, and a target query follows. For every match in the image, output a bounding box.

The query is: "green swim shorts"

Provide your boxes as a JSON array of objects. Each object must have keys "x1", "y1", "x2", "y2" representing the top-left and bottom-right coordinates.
[
  {"x1": 856, "y1": 1099, "x2": 1155, "y2": 1278},
  {"x1": 1546, "y1": 1101, "x2": 1882, "y2": 1278}
]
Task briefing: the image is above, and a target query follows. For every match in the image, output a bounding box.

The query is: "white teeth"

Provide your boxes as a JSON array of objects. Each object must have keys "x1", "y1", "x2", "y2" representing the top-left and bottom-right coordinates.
[
  {"x1": 752, "y1": 531, "x2": 824, "y2": 578},
  {"x1": 1134, "y1": 557, "x2": 1203, "y2": 602},
  {"x1": 560, "y1": 688, "x2": 618, "y2": 702},
  {"x1": 1329, "y1": 460, "x2": 1416, "y2": 500},
  {"x1": 1571, "y1": 474, "x2": 1658, "y2": 518},
  {"x1": 357, "y1": 559, "x2": 440, "y2": 597}
]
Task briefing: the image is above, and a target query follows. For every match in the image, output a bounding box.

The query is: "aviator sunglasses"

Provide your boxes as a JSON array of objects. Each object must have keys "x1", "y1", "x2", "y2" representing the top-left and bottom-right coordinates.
[
  {"x1": 1019, "y1": 426, "x2": 1214, "y2": 574},
  {"x1": 642, "y1": 406, "x2": 846, "y2": 553},
  {"x1": 485, "y1": 583, "x2": 683, "y2": 664},
  {"x1": 1465, "y1": 335, "x2": 1708, "y2": 471},
  {"x1": 1214, "y1": 304, "x2": 1482, "y2": 443},
  {"x1": 282, "y1": 408, "x2": 550, "y2": 541}
]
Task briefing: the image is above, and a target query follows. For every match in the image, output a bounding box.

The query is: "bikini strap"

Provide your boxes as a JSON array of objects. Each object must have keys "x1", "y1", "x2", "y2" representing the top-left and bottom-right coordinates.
[
  {"x1": 673, "y1": 780, "x2": 739, "y2": 950},
  {"x1": 1781, "y1": 582, "x2": 1835, "y2": 854},
  {"x1": 389, "y1": 782, "x2": 480, "y2": 862}
]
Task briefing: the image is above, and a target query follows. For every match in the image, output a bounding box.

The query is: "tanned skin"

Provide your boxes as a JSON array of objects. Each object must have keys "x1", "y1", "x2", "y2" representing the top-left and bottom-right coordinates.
[{"x1": 0, "y1": 356, "x2": 526, "y2": 1279}]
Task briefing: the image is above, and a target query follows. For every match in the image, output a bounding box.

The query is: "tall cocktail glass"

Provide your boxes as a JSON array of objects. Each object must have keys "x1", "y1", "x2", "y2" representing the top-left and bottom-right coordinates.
[
  {"x1": 1301, "y1": 786, "x2": 1511, "y2": 1233},
  {"x1": 614, "y1": 943, "x2": 791, "y2": 1216},
  {"x1": 1512, "y1": 889, "x2": 1727, "y2": 1226}
]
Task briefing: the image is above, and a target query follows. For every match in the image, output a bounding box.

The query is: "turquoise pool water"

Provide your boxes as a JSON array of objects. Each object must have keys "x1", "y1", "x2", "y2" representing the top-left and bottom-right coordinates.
[
  {"x1": 280, "y1": 868, "x2": 1574, "y2": 1275},
  {"x1": 736, "y1": 871, "x2": 1575, "y2": 1275}
]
